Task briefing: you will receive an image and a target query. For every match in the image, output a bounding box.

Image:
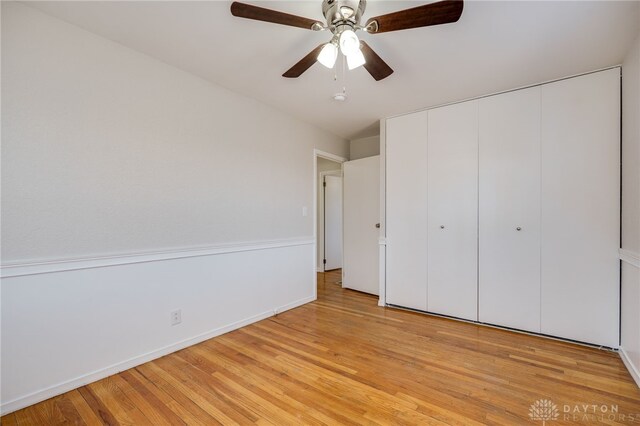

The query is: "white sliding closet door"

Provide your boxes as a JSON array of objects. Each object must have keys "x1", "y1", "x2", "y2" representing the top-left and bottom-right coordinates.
[
  {"x1": 427, "y1": 101, "x2": 478, "y2": 320},
  {"x1": 386, "y1": 111, "x2": 428, "y2": 310},
  {"x1": 541, "y1": 68, "x2": 620, "y2": 347},
  {"x1": 479, "y1": 87, "x2": 541, "y2": 333}
]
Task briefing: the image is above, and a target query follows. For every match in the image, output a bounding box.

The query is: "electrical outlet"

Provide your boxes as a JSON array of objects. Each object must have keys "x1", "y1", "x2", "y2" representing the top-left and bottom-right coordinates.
[{"x1": 171, "y1": 309, "x2": 182, "y2": 326}]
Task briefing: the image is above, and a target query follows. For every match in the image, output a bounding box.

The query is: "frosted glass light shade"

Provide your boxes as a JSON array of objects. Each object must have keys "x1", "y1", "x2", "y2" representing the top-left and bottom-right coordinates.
[
  {"x1": 347, "y1": 48, "x2": 366, "y2": 70},
  {"x1": 318, "y1": 43, "x2": 338, "y2": 68},
  {"x1": 339, "y1": 29, "x2": 360, "y2": 56}
]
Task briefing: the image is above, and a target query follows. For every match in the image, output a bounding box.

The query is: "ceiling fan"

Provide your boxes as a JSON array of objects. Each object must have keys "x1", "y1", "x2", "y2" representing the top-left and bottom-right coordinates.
[{"x1": 230, "y1": 0, "x2": 464, "y2": 81}]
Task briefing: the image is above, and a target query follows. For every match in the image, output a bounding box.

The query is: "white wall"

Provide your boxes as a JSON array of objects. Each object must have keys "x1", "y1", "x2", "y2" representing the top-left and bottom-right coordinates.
[
  {"x1": 0, "y1": 2, "x2": 348, "y2": 413},
  {"x1": 350, "y1": 135, "x2": 380, "y2": 160},
  {"x1": 621, "y1": 31, "x2": 640, "y2": 387},
  {"x1": 317, "y1": 157, "x2": 343, "y2": 173},
  {"x1": 1, "y1": 2, "x2": 348, "y2": 263},
  {"x1": 622, "y1": 34, "x2": 640, "y2": 255}
]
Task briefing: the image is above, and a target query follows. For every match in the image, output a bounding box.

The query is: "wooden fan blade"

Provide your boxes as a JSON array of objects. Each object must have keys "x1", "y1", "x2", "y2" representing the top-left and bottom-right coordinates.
[
  {"x1": 360, "y1": 41, "x2": 393, "y2": 81},
  {"x1": 231, "y1": 2, "x2": 322, "y2": 30},
  {"x1": 283, "y1": 45, "x2": 325, "y2": 78},
  {"x1": 365, "y1": 0, "x2": 463, "y2": 34}
]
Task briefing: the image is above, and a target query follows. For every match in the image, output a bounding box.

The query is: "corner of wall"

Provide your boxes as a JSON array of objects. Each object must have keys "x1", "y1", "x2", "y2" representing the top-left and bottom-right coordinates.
[{"x1": 620, "y1": 29, "x2": 640, "y2": 389}]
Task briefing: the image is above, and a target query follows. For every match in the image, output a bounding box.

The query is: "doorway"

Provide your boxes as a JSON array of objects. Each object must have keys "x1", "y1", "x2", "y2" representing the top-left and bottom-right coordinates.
[
  {"x1": 323, "y1": 174, "x2": 342, "y2": 271},
  {"x1": 315, "y1": 153, "x2": 345, "y2": 274}
]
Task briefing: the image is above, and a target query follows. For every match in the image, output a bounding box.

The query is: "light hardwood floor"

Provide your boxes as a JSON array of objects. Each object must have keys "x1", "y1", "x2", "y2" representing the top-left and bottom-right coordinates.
[{"x1": 3, "y1": 269, "x2": 640, "y2": 425}]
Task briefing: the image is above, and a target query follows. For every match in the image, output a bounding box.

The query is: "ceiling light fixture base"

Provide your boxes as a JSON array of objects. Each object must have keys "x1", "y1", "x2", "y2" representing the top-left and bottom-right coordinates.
[{"x1": 332, "y1": 92, "x2": 348, "y2": 102}]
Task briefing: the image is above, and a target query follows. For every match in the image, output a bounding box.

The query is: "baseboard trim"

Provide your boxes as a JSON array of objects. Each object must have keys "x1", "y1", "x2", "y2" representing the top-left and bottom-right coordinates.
[
  {"x1": 619, "y1": 346, "x2": 640, "y2": 388},
  {"x1": 620, "y1": 248, "x2": 640, "y2": 269},
  {"x1": 0, "y1": 295, "x2": 315, "y2": 415},
  {"x1": 386, "y1": 303, "x2": 619, "y2": 350},
  {"x1": 1, "y1": 238, "x2": 314, "y2": 278}
]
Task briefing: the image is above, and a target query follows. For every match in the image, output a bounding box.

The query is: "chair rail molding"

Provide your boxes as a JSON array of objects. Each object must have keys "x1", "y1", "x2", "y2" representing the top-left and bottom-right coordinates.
[{"x1": 1, "y1": 237, "x2": 314, "y2": 278}]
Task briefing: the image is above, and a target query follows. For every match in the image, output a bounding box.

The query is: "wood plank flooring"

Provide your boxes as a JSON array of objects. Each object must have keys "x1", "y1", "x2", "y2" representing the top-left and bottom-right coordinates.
[{"x1": 3, "y1": 269, "x2": 640, "y2": 425}]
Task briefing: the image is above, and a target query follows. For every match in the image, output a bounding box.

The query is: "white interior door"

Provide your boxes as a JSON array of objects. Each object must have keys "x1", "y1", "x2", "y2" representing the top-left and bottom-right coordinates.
[
  {"x1": 324, "y1": 175, "x2": 343, "y2": 270},
  {"x1": 479, "y1": 86, "x2": 541, "y2": 333},
  {"x1": 427, "y1": 101, "x2": 478, "y2": 321},
  {"x1": 385, "y1": 111, "x2": 429, "y2": 311},
  {"x1": 540, "y1": 68, "x2": 620, "y2": 347},
  {"x1": 343, "y1": 156, "x2": 380, "y2": 295}
]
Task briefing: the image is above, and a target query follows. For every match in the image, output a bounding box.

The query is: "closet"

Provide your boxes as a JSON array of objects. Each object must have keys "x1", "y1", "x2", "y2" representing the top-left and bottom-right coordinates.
[{"x1": 384, "y1": 68, "x2": 620, "y2": 347}]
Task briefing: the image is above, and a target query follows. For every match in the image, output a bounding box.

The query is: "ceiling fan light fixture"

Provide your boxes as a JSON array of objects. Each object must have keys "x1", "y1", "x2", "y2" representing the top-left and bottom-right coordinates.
[
  {"x1": 346, "y1": 47, "x2": 366, "y2": 70},
  {"x1": 318, "y1": 42, "x2": 338, "y2": 68},
  {"x1": 339, "y1": 29, "x2": 360, "y2": 56},
  {"x1": 231, "y1": 0, "x2": 465, "y2": 81}
]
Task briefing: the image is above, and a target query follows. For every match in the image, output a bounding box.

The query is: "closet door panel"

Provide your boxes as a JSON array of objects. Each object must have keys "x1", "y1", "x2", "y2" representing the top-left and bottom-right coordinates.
[
  {"x1": 427, "y1": 101, "x2": 478, "y2": 320},
  {"x1": 385, "y1": 111, "x2": 429, "y2": 310},
  {"x1": 541, "y1": 68, "x2": 620, "y2": 347},
  {"x1": 479, "y1": 87, "x2": 541, "y2": 333}
]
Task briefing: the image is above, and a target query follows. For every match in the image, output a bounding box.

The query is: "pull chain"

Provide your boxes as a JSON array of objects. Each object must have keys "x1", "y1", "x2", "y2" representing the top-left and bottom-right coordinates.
[
  {"x1": 342, "y1": 51, "x2": 347, "y2": 96},
  {"x1": 331, "y1": 53, "x2": 348, "y2": 102}
]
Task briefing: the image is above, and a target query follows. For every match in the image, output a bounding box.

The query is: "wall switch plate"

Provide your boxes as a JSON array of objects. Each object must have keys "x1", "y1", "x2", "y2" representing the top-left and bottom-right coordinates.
[
  {"x1": 302, "y1": 206, "x2": 308, "y2": 217},
  {"x1": 171, "y1": 309, "x2": 182, "y2": 326}
]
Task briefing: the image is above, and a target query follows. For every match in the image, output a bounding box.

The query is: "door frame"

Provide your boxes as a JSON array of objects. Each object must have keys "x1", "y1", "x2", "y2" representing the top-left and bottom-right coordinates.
[
  {"x1": 379, "y1": 119, "x2": 387, "y2": 306},
  {"x1": 313, "y1": 149, "x2": 347, "y2": 299}
]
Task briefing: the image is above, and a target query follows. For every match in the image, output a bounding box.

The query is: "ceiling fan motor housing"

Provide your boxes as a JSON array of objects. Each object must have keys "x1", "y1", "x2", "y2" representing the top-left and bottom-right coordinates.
[{"x1": 322, "y1": 0, "x2": 366, "y2": 31}]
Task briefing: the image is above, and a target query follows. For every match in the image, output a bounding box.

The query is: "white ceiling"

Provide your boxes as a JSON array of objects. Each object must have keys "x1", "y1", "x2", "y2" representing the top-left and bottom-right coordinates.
[{"x1": 27, "y1": 0, "x2": 640, "y2": 140}]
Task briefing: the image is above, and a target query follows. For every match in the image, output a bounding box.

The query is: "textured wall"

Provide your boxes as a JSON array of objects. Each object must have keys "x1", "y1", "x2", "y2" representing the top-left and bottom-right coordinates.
[{"x1": 1, "y1": 2, "x2": 348, "y2": 263}]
